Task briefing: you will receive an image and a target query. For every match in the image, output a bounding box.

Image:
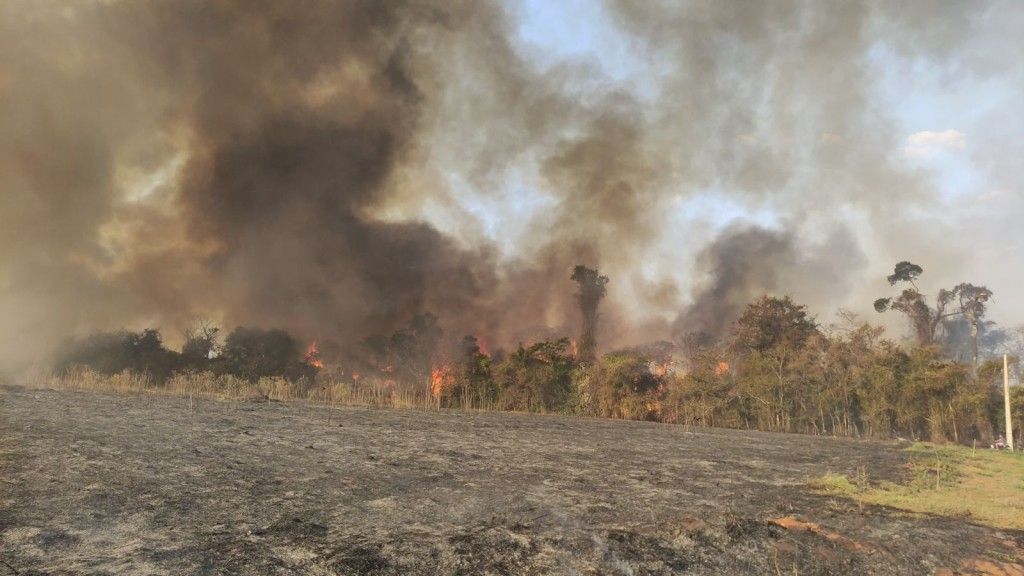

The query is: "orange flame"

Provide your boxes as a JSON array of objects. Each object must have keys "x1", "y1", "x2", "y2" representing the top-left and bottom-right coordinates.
[
  {"x1": 714, "y1": 361, "x2": 729, "y2": 376},
  {"x1": 304, "y1": 341, "x2": 324, "y2": 369},
  {"x1": 653, "y1": 359, "x2": 675, "y2": 377},
  {"x1": 431, "y1": 364, "x2": 455, "y2": 399}
]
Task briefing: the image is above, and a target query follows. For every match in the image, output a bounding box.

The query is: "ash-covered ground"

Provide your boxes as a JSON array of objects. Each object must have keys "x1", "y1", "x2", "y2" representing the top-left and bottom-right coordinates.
[{"x1": 1, "y1": 385, "x2": 1021, "y2": 575}]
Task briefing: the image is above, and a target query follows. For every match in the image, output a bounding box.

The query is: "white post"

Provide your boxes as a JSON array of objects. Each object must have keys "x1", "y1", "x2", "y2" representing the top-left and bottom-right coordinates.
[{"x1": 1004, "y1": 354, "x2": 1014, "y2": 451}]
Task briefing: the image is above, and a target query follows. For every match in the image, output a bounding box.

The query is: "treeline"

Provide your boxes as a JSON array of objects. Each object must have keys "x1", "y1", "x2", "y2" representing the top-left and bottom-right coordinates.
[
  {"x1": 435, "y1": 296, "x2": 1023, "y2": 444},
  {"x1": 52, "y1": 262, "x2": 1024, "y2": 445},
  {"x1": 55, "y1": 325, "x2": 319, "y2": 384}
]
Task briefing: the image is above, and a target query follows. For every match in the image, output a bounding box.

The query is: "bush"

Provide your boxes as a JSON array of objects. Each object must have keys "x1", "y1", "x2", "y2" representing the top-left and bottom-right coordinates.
[
  {"x1": 494, "y1": 339, "x2": 574, "y2": 412},
  {"x1": 55, "y1": 329, "x2": 180, "y2": 382},
  {"x1": 585, "y1": 353, "x2": 660, "y2": 420},
  {"x1": 217, "y1": 327, "x2": 317, "y2": 383}
]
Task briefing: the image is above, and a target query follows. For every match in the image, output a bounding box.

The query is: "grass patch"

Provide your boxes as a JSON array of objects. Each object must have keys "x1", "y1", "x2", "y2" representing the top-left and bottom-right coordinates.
[{"x1": 811, "y1": 443, "x2": 1024, "y2": 530}]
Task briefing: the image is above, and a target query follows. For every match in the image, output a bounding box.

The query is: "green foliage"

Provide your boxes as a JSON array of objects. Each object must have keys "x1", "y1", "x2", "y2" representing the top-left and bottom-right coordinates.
[
  {"x1": 583, "y1": 353, "x2": 660, "y2": 420},
  {"x1": 812, "y1": 443, "x2": 1024, "y2": 530},
  {"x1": 807, "y1": 472, "x2": 861, "y2": 495},
  {"x1": 657, "y1": 294, "x2": 1010, "y2": 443},
  {"x1": 662, "y1": 348, "x2": 736, "y2": 428},
  {"x1": 875, "y1": 261, "x2": 993, "y2": 355},
  {"x1": 494, "y1": 338, "x2": 575, "y2": 412},
  {"x1": 887, "y1": 261, "x2": 923, "y2": 285},
  {"x1": 52, "y1": 291, "x2": 1018, "y2": 447},
  {"x1": 436, "y1": 335, "x2": 495, "y2": 409}
]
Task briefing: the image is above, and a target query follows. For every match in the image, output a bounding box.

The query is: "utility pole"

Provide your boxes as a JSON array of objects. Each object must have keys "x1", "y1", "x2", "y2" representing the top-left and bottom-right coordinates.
[{"x1": 1004, "y1": 354, "x2": 1015, "y2": 451}]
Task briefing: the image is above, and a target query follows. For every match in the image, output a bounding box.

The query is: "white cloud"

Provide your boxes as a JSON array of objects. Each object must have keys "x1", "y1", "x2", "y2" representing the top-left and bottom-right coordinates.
[{"x1": 902, "y1": 129, "x2": 967, "y2": 159}]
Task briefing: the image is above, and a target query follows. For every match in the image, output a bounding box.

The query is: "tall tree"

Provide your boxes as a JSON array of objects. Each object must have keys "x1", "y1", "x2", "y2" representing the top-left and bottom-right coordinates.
[
  {"x1": 951, "y1": 283, "x2": 993, "y2": 368},
  {"x1": 729, "y1": 296, "x2": 819, "y2": 432},
  {"x1": 874, "y1": 261, "x2": 956, "y2": 346},
  {"x1": 571, "y1": 265, "x2": 609, "y2": 363}
]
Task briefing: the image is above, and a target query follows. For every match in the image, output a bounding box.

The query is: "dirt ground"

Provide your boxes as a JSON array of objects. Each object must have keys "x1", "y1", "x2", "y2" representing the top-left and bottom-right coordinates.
[{"x1": 1, "y1": 385, "x2": 1021, "y2": 575}]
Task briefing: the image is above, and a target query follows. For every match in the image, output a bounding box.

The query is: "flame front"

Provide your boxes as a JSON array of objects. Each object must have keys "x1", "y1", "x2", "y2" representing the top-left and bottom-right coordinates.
[
  {"x1": 714, "y1": 361, "x2": 729, "y2": 376},
  {"x1": 305, "y1": 341, "x2": 324, "y2": 369},
  {"x1": 431, "y1": 364, "x2": 455, "y2": 399}
]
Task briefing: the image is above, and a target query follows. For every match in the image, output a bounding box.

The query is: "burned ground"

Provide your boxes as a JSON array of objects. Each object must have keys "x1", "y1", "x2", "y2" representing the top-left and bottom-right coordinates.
[{"x1": 1, "y1": 385, "x2": 1021, "y2": 575}]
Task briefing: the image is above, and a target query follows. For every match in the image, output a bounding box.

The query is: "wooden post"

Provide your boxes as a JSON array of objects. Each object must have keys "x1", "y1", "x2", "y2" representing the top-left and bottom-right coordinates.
[{"x1": 1004, "y1": 354, "x2": 1014, "y2": 451}]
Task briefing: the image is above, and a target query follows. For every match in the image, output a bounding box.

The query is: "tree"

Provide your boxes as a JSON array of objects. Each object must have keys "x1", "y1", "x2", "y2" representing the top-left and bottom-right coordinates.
[
  {"x1": 951, "y1": 283, "x2": 993, "y2": 368},
  {"x1": 452, "y1": 335, "x2": 495, "y2": 408},
  {"x1": 663, "y1": 346, "x2": 736, "y2": 428},
  {"x1": 181, "y1": 319, "x2": 220, "y2": 369},
  {"x1": 55, "y1": 329, "x2": 180, "y2": 382},
  {"x1": 390, "y1": 313, "x2": 444, "y2": 395},
  {"x1": 219, "y1": 327, "x2": 317, "y2": 382},
  {"x1": 359, "y1": 313, "x2": 444, "y2": 396},
  {"x1": 731, "y1": 296, "x2": 817, "y2": 354},
  {"x1": 571, "y1": 265, "x2": 609, "y2": 363},
  {"x1": 728, "y1": 296, "x2": 818, "y2": 432},
  {"x1": 874, "y1": 261, "x2": 956, "y2": 346},
  {"x1": 494, "y1": 338, "x2": 575, "y2": 412}
]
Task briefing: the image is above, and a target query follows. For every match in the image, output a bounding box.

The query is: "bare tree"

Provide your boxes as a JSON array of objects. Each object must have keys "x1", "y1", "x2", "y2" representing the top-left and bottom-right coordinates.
[{"x1": 181, "y1": 318, "x2": 220, "y2": 364}]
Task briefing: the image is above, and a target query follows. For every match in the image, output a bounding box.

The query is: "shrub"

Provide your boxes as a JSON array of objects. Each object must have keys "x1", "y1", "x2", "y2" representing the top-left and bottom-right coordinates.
[{"x1": 55, "y1": 329, "x2": 179, "y2": 382}]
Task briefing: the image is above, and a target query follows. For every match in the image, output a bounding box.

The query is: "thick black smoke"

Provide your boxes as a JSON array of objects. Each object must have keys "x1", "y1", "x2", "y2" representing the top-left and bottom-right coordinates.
[
  {"x1": 1, "y1": 2, "x2": 514, "y2": 370},
  {"x1": 1, "y1": 0, "x2": 1019, "y2": 373}
]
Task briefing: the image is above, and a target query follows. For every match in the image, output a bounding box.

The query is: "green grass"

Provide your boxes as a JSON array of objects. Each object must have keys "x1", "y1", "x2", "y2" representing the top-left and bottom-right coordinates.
[{"x1": 811, "y1": 442, "x2": 1024, "y2": 530}]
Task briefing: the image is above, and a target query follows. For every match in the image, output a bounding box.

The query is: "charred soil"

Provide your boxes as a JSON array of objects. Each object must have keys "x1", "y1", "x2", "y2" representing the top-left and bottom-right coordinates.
[{"x1": 1, "y1": 386, "x2": 1021, "y2": 575}]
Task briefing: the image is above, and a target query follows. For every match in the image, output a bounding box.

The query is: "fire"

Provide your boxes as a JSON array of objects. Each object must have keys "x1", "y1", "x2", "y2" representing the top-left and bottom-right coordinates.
[
  {"x1": 653, "y1": 360, "x2": 675, "y2": 377},
  {"x1": 476, "y1": 335, "x2": 490, "y2": 356},
  {"x1": 714, "y1": 361, "x2": 729, "y2": 376},
  {"x1": 304, "y1": 341, "x2": 324, "y2": 369},
  {"x1": 430, "y1": 364, "x2": 455, "y2": 399}
]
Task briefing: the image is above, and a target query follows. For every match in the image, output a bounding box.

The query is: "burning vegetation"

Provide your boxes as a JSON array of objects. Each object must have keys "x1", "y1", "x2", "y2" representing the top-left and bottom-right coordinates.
[
  {"x1": 2, "y1": 1, "x2": 1022, "y2": 448},
  {"x1": 49, "y1": 262, "x2": 1024, "y2": 446}
]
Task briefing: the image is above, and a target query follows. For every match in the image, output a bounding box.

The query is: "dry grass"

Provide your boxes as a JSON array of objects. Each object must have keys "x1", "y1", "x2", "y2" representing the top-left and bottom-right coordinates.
[
  {"x1": 812, "y1": 442, "x2": 1024, "y2": 530},
  {"x1": 29, "y1": 368, "x2": 437, "y2": 410}
]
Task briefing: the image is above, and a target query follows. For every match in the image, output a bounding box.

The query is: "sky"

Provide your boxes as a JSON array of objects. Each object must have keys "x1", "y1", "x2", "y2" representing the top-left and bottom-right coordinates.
[
  {"x1": 499, "y1": 0, "x2": 1024, "y2": 324},
  {"x1": 1, "y1": 0, "x2": 1023, "y2": 371}
]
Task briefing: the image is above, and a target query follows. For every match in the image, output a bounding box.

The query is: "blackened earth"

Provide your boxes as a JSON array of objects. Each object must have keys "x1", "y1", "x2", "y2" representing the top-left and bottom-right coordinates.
[{"x1": 1, "y1": 386, "x2": 1021, "y2": 575}]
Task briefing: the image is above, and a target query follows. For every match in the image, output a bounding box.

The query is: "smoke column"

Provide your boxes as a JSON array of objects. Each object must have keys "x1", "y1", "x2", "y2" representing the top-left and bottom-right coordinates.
[{"x1": 1, "y1": 1, "x2": 1022, "y2": 372}]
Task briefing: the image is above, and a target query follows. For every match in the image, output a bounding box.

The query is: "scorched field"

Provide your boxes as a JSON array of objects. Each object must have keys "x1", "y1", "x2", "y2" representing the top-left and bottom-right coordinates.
[{"x1": 1, "y1": 385, "x2": 1021, "y2": 575}]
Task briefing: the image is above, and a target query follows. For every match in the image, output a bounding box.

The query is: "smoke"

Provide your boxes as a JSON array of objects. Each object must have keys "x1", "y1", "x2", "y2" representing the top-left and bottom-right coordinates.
[
  {"x1": 1, "y1": 0, "x2": 1021, "y2": 372},
  {"x1": 673, "y1": 224, "x2": 864, "y2": 342},
  {"x1": 1, "y1": 1, "x2": 512, "y2": 370}
]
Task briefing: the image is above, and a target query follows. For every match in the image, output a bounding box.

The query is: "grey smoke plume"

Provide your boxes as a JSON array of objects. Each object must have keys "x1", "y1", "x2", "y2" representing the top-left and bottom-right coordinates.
[
  {"x1": 1, "y1": 0, "x2": 1021, "y2": 372},
  {"x1": 673, "y1": 224, "x2": 865, "y2": 342}
]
